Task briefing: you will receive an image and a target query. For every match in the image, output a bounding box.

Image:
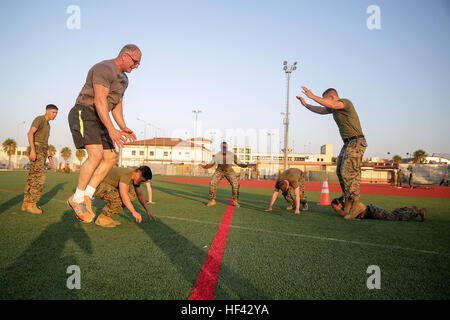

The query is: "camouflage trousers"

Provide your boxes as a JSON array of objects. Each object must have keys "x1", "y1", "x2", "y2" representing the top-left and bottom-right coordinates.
[
  {"x1": 209, "y1": 168, "x2": 240, "y2": 201},
  {"x1": 282, "y1": 178, "x2": 307, "y2": 207},
  {"x1": 94, "y1": 182, "x2": 136, "y2": 216},
  {"x1": 365, "y1": 204, "x2": 419, "y2": 221},
  {"x1": 337, "y1": 137, "x2": 367, "y2": 201},
  {"x1": 24, "y1": 144, "x2": 48, "y2": 203}
]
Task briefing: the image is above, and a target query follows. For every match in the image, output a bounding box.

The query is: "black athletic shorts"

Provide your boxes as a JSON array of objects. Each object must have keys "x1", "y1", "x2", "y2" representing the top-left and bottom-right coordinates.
[{"x1": 68, "y1": 105, "x2": 114, "y2": 150}]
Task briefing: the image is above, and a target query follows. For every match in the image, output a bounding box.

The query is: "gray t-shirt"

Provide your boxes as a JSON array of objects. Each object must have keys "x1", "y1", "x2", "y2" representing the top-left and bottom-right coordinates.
[{"x1": 75, "y1": 59, "x2": 128, "y2": 112}]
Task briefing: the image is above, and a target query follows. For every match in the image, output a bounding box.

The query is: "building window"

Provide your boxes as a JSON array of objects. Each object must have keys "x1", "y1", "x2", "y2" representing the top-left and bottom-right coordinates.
[
  {"x1": 239, "y1": 148, "x2": 244, "y2": 153},
  {"x1": 139, "y1": 151, "x2": 144, "y2": 156},
  {"x1": 150, "y1": 151, "x2": 154, "y2": 156},
  {"x1": 164, "y1": 152, "x2": 168, "y2": 157},
  {"x1": 131, "y1": 151, "x2": 136, "y2": 156}
]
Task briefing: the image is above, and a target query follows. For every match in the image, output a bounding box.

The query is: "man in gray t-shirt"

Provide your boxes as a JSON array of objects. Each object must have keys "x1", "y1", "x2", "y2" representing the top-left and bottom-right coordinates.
[{"x1": 67, "y1": 44, "x2": 141, "y2": 223}]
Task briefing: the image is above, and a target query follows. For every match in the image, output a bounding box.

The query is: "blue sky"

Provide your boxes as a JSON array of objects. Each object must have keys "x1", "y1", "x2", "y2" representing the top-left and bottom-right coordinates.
[{"x1": 0, "y1": 0, "x2": 449, "y2": 158}]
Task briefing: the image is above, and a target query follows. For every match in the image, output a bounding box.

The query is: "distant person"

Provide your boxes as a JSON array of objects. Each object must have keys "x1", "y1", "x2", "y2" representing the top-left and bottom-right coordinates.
[
  {"x1": 67, "y1": 44, "x2": 141, "y2": 223},
  {"x1": 22, "y1": 104, "x2": 58, "y2": 215},
  {"x1": 93, "y1": 166, "x2": 156, "y2": 228},
  {"x1": 198, "y1": 142, "x2": 248, "y2": 208},
  {"x1": 297, "y1": 87, "x2": 367, "y2": 219},
  {"x1": 264, "y1": 168, "x2": 308, "y2": 215},
  {"x1": 390, "y1": 168, "x2": 397, "y2": 187},
  {"x1": 440, "y1": 173, "x2": 448, "y2": 186},
  {"x1": 408, "y1": 166, "x2": 414, "y2": 189},
  {"x1": 331, "y1": 197, "x2": 427, "y2": 222},
  {"x1": 397, "y1": 169, "x2": 404, "y2": 188}
]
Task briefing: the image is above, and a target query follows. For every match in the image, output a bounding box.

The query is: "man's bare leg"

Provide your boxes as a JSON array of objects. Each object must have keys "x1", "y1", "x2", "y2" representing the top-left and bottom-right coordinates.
[
  {"x1": 85, "y1": 149, "x2": 118, "y2": 190},
  {"x1": 76, "y1": 144, "x2": 104, "y2": 192},
  {"x1": 68, "y1": 144, "x2": 104, "y2": 222}
]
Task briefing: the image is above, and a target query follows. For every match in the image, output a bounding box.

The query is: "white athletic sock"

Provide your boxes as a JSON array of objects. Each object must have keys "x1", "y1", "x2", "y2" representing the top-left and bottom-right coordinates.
[
  {"x1": 73, "y1": 188, "x2": 85, "y2": 203},
  {"x1": 85, "y1": 185, "x2": 96, "y2": 199}
]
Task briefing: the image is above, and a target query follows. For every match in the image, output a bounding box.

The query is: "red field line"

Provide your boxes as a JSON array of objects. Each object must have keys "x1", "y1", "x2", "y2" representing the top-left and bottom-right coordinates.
[
  {"x1": 189, "y1": 199, "x2": 235, "y2": 300},
  {"x1": 165, "y1": 178, "x2": 450, "y2": 199}
]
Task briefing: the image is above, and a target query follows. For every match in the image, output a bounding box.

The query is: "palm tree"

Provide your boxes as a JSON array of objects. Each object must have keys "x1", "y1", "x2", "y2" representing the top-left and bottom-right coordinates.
[
  {"x1": 413, "y1": 149, "x2": 428, "y2": 164},
  {"x1": 48, "y1": 145, "x2": 57, "y2": 157},
  {"x1": 392, "y1": 155, "x2": 402, "y2": 163},
  {"x1": 60, "y1": 147, "x2": 72, "y2": 165},
  {"x1": 75, "y1": 149, "x2": 86, "y2": 166},
  {"x1": 2, "y1": 138, "x2": 17, "y2": 169}
]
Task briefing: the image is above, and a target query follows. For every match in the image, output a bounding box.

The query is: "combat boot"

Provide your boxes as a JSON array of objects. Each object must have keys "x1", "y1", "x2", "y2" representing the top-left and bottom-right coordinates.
[
  {"x1": 232, "y1": 200, "x2": 240, "y2": 208},
  {"x1": 21, "y1": 201, "x2": 30, "y2": 211},
  {"x1": 107, "y1": 215, "x2": 121, "y2": 226},
  {"x1": 345, "y1": 198, "x2": 366, "y2": 220},
  {"x1": 341, "y1": 196, "x2": 351, "y2": 217},
  {"x1": 95, "y1": 213, "x2": 116, "y2": 228},
  {"x1": 26, "y1": 203, "x2": 42, "y2": 215},
  {"x1": 418, "y1": 208, "x2": 427, "y2": 222},
  {"x1": 206, "y1": 200, "x2": 216, "y2": 207},
  {"x1": 302, "y1": 202, "x2": 309, "y2": 211}
]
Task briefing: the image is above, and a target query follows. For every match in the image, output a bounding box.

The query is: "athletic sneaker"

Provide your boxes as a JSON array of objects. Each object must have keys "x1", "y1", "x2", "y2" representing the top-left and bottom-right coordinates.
[
  {"x1": 84, "y1": 195, "x2": 96, "y2": 221},
  {"x1": 67, "y1": 196, "x2": 93, "y2": 223}
]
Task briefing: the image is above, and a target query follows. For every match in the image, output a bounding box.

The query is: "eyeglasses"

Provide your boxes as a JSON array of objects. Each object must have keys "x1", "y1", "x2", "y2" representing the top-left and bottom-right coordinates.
[{"x1": 126, "y1": 53, "x2": 140, "y2": 66}]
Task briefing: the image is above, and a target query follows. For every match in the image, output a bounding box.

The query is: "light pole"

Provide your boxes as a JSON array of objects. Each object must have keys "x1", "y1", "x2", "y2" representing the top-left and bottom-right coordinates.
[
  {"x1": 282, "y1": 60, "x2": 297, "y2": 170},
  {"x1": 192, "y1": 109, "x2": 202, "y2": 163},
  {"x1": 268, "y1": 131, "x2": 275, "y2": 175}
]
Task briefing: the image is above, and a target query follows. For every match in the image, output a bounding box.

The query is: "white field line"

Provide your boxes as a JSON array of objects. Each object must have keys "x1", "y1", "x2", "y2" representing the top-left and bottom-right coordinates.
[{"x1": 51, "y1": 198, "x2": 448, "y2": 257}]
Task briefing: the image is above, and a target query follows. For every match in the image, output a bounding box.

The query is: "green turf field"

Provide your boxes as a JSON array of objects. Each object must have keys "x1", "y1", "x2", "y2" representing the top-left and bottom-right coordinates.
[{"x1": 0, "y1": 171, "x2": 449, "y2": 300}]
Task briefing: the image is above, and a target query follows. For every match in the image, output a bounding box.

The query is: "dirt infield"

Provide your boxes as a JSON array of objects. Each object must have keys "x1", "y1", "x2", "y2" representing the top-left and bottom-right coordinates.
[{"x1": 165, "y1": 178, "x2": 450, "y2": 199}]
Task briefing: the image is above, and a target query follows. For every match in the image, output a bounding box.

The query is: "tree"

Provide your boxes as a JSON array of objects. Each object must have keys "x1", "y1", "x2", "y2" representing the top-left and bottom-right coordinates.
[
  {"x1": 413, "y1": 149, "x2": 428, "y2": 164},
  {"x1": 48, "y1": 145, "x2": 57, "y2": 157},
  {"x1": 392, "y1": 155, "x2": 402, "y2": 163},
  {"x1": 60, "y1": 147, "x2": 72, "y2": 164},
  {"x1": 75, "y1": 149, "x2": 86, "y2": 166},
  {"x1": 2, "y1": 138, "x2": 17, "y2": 169}
]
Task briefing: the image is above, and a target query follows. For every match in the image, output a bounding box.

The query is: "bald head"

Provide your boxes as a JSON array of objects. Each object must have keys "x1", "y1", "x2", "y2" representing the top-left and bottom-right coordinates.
[
  {"x1": 119, "y1": 44, "x2": 141, "y2": 56},
  {"x1": 115, "y1": 44, "x2": 142, "y2": 73}
]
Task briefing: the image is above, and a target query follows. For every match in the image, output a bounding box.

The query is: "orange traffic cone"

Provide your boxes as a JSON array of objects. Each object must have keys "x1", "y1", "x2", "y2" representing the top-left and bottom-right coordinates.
[{"x1": 318, "y1": 178, "x2": 331, "y2": 205}]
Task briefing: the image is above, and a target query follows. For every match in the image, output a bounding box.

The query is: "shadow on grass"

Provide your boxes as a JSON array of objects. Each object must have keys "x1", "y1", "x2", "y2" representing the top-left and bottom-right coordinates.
[
  {"x1": 0, "y1": 210, "x2": 93, "y2": 299},
  {"x1": 39, "y1": 182, "x2": 67, "y2": 207},
  {"x1": 154, "y1": 180, "x2": 233, "y2": 206},
  {"x1": 0, "y1": 193, "x2": 24, "y2": 214},
  {"x1": 121, "y1": 213, "x2": 270, "y2": 299},
  {"x1": 0, "y1": 182, "x2": 67, "y2": 215}
]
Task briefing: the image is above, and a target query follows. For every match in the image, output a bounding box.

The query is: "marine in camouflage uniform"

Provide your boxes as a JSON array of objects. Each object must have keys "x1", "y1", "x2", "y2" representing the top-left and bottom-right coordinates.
[
  {"x1": 362, "y1": 204, "x2": 423, "y2": 221},
  {"x1": 331, "y1": 197, "x2": 427, "y2": 222},
  {"x1": 93, "y1": 166, "x2": 155, "y2": 228},
  {"x1": 199, "y1": 142, "x2": 248, "y2": 207},
  {"x1": 22, "y1": 105, "x2": 58, "y2": 214},
  {"x1": 94, "y1": 181, "x2": 137, "y2": 217},
  {"x1": 265, "y1": 168, "x2": 308, "y2": 214},
  {"x1": 298, "y1": 87, "x2": 367, "y2": 218}
]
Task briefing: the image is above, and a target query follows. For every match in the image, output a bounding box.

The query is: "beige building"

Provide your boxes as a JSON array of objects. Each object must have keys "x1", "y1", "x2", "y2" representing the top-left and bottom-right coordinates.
[{"x1": 119, "y1": 137, "x2": 213, "y2": 167}]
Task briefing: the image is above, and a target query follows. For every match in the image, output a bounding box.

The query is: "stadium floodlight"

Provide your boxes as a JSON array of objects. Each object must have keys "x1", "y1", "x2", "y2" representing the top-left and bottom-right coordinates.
[{"x1": 281, "y1": 60, "x2": 299, "y2": 170}]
